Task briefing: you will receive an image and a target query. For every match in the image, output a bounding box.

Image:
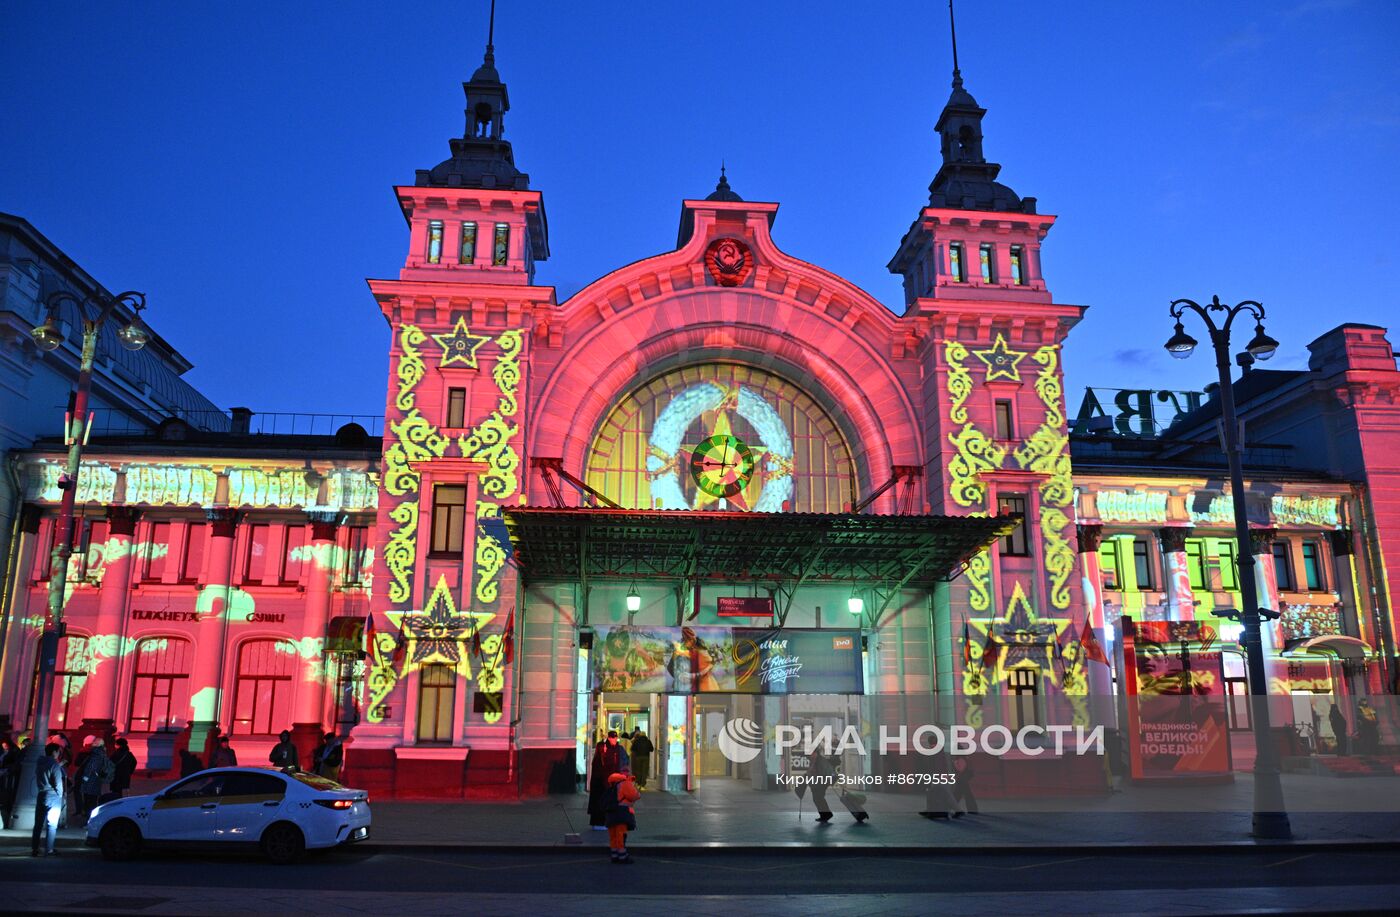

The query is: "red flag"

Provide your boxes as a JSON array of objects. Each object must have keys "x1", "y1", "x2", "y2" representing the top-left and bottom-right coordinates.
[
  {"x1": 962, "y1": 617, "x2": 975, "y2": 668},
  {"x1": 390, "y1": 630, "x2": 406, "y2": 669},
  {"x1": 502, "y1": 610, "x2": 515, "y2": 665},
  {"x1": 981, "y1": 634, "x2": 999, "y2": 669},
  {"x1": 1080, "y1": 619, "x2": 1109, "y2": 666},
  {"x1": 471, "y1": 628, "x2": 483, "y2": 659},
  {"x1": 363, "y1": 613, "x2": 377, "y2": 658}
]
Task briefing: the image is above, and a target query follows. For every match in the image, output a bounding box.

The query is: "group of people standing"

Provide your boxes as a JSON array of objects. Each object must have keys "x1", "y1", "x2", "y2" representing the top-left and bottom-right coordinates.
[
  {"x1": 268, "y1": 729, "x2": 345, "y2": 780},
  {"x1": 1328, "y1": 699, "x2": 1382, "y2": 756},
  {"x1": 587, "y1": 728, "x2": 651, "y2": 864},
  {"x1": 0, "y1": 732, "x2": 139, "y2": 857}
]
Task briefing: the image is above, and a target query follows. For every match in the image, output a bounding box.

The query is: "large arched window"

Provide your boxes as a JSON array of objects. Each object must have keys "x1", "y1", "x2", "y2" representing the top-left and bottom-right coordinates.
[
  {"x1": 586, "y1": 364, "x2": 857, "y2": 513},
  {"x1": 129, "y1": 637, "x2": 191, "y2": 732},
  {"x1": 232, "y1": 639, "x2": 297, "y2": 735}
]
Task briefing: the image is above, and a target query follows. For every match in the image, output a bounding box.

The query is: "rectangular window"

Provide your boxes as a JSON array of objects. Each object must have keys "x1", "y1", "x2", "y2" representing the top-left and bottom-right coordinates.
[
  {"x1": 243, "y1": 524, "x2": 270, "y2": 584},
  {"x1": 426, "y1": 220, "x2": 443, "y2": 264},
  {"x1": 1132, "y1": 538, "x2": 1154, "y2": 590},
  {"x1": 431, "y1": 484, "x2": 467, "y2": 555},
  {"x1": 979, "y1": 243, "x2": 995, "y2": 283},
  {"x1": 1272, "y1": 542, "x2": 1294, "y2": 592},
  {"x1": 492, "y1": 223, "x2": 510, "y2": 266},
  {"x1": 1215, "y1": 540, "x2": 1239, "y2": 590},
  {"x1": 1185, "y1": 539, "x2": 1207, "y2": 590},
  {"x1": 143, "y1": 522, "x2": 171, "y2": 581},
  {"x1": 417, "y1": 663, "x2": 455, "y2": 743},
  {"x1": 459, "y1": 221, "x2": 477, "y2": 264},
  {"x1": 1099, "y1": 541, "x2": 1121, "y2": 591},
  {"x1": 1009, "y1": 668, "x2": 1039, "y2": 730},
  {"x1": 181, "y1": 523, "x2": 206, "y2": 583},
  {"x1": 997, "y1": 495, "x2": 1029, "y2": 556},
  {"x1": 75, "y1": 518, "x2": 106, "y2": 581},
  {"x1": 446, "y1": 387, "x2": 467, "y2": 428},
  {"x1": 948, "y1": 243, "x2": 965, "y2": 283},
  {"x1": 1301, "y1": 541, "x2": 1324, "y2": 590},
  {"x1": 1009, "y1": 245, "x2": 1025, "y2": 285},
  {"x1": 994, "y1": 400, "x2": 1014, "y2": 440},
  {"x1": 344, "y1": 526, "x2": 369, "y2": 584},
  {"x1": 281, "y1": 525, "x2": 306, "y2": 585}
]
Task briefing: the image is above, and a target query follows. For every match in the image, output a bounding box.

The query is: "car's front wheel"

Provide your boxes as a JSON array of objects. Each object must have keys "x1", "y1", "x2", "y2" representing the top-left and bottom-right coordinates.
[
  {"x1": 99, "y1": 819, "x2": 142, "y2": 861},
  {"x1": 261, "y1": 822, "x2": 306, "y2": 864}
]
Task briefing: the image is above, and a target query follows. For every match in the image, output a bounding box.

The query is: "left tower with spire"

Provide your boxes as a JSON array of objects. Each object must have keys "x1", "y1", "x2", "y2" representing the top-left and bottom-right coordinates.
[{"x1": 357, "y1": 12, "x2": 555, "y2": 798}]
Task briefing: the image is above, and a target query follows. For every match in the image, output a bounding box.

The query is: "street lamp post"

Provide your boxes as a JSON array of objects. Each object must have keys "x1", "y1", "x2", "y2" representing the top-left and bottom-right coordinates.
[
  {"x1": 1164, "y1": 294, "x2": 1291, "y2": 840},
  {"x1": 11, "y1": 289, "x2": 148, "y2": 832}
]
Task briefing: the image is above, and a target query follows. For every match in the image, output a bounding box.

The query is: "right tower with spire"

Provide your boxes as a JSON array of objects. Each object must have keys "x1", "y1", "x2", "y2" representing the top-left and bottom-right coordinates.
[{"x1": 890, "y1": 26, "x2": 1096, "y2": 705}]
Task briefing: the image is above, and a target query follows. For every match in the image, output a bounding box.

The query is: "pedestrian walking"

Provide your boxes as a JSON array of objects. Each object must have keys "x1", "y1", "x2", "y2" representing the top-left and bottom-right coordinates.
[
  {"x1": 109, "y1": 738, "x2": 137, "y2": 800},
  {"x1": 209, "y1": 736, "x2": 238, "y2": 768},
  {"x1": 269, "y1": 730, "x2": 300, "y2": 769},
  {"x1": 587, "y1": 731, "x2": 625, "y2": 829},
  {"x1": 314, "y1": 732, "x2": 344, "y2": 781},
  {"x1": 31, "y1": 743, "x2": 65, "y2": 857},
  {"x1": 606, "y1": 766, "x2": 640, "y2": 864},
  {"x1": 76, "y1": 737, "x2": 116, "y2": 823},
  {"x1": 1357, "y1": 699, "x2": 1381, "y2": 755},
  {"x1": 0, "y1": 738, "x2": 19, "y2": 828},
  {"x1": 807, "y1": 752, "x2": 837, "y2": 824},
  {"x1": 1329, "y1": 703, "x2": 1350, "y2": 756},
  {"x1": 629, "y1": 728, "x2": 654, "y2": 788}
]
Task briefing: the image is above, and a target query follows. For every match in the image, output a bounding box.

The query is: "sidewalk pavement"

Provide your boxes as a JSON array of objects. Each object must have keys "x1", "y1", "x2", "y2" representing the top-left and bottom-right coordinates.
[{"x1": 5, "y1": 771, "x2": 1399, "y2": 852}]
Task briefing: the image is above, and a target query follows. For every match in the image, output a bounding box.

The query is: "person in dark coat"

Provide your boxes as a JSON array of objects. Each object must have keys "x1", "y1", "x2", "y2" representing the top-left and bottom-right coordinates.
[
  {"x1": 209, "y1": 736, "x2": 237, "y2": 768},
  {"x1": 76, "y1": 737, "x2": 115, "y2": 824},
  {"x1": 629, "y1": 728, "x2": 654, "y2": 788},
  {"x1": 314, "y1": 733, "x2": 344, "y2": 781},
  {"x1": 587, "y1": 731, "x2": 624, "y2": 828},
  {"x1": 109, "y1": 738, "x2": 137, "y2": 798},
  {"x1": 269, "y1": 731, "x2": 300, "y2": 769},
  {"x1": 1329, "y1": 703, "x2": 1350, "y2": 756},
  {"x1": 0, "y1": 738, "x2": 19, "y2": 828},
  {"x1": 1357, "y1": 699, "x2": 1381, "y2": 755}
]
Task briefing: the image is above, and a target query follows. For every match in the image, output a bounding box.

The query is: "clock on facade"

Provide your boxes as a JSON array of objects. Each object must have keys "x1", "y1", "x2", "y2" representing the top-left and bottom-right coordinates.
[{"x1": 689, "y1": 433, "x2": 756, "y2": 499}]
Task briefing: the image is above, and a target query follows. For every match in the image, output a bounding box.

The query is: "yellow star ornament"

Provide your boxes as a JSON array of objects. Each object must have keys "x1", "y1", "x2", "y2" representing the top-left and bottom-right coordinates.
[
  {"x1": 972, "y1": 333, "x2": 1028, "y2": 383},
  {"x1": 432, "y1": 316, "x2": 491, "y2": 369}
]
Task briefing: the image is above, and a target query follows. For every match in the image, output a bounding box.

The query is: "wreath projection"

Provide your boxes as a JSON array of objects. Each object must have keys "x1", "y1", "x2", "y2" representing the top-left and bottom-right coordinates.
[{"x1": 585, "y1": 365, "x2": 857, "y2": 514}]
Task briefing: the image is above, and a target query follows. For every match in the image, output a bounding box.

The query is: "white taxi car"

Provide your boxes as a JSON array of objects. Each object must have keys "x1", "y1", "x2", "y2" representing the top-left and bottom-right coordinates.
[{"x1": 86, "y1": 767, "x2": 371, "y2": 863}]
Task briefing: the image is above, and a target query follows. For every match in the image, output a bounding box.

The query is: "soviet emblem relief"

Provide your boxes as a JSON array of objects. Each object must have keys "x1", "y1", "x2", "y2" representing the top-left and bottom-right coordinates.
[{"x1": 705, "y1": 237, "x2": 753, "y2": 287}]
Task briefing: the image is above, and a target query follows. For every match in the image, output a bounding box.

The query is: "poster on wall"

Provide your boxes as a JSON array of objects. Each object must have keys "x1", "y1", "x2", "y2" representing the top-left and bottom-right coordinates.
[
  {"x1": 592, "y1": 626, "x2": 862, "y2": 695},
  {"x1": 1120, "y1": 618, "x2": 1233, "y2": 780}
]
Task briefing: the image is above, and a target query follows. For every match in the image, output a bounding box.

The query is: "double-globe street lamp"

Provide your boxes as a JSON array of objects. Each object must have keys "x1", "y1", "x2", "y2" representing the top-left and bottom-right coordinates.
[
  {"x1": 12, "y1": 290, "x2": 149, "y2": 832},
  {"x1": 1164, "y1": 294, "x2": 1291, "y2": 840}
]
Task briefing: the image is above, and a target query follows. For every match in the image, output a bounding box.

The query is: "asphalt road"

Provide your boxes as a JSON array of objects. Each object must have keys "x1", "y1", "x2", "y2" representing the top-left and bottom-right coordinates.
[{"x1": 3, "y1": 845, "x2": 1398, "y2": 897}]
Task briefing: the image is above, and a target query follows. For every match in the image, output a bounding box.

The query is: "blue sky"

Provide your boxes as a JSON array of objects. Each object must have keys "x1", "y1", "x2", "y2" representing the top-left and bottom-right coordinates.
[{"x1": 4, "y1": 1, "x2": 1398, "y2": 418}]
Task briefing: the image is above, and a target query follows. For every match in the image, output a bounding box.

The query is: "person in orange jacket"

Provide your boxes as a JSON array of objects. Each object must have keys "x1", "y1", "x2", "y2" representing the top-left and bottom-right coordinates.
[{"x1": 606, "y1": 766, "x2": 640, "y2": 864}]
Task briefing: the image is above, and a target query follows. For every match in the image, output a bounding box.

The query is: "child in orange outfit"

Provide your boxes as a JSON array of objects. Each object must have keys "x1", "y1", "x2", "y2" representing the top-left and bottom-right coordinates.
[{"x1": 606, "y1": 767, "x2": 640, "y2": 864}]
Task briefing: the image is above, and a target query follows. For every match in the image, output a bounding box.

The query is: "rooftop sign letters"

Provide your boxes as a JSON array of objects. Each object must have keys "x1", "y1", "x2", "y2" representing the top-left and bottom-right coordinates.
[{"x1": 1073, "y1": 388, "x2": 1205, "y2": 438}]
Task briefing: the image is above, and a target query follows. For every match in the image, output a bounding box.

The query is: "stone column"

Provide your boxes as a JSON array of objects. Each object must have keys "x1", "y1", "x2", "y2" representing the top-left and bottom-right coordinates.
[
  {"x1": 292, "y1": 512, "x2": 338, "y2": 762},
  {"x1": 1076, "y1": 524, "x2": 1113, "y2": 696},
  {"x1": 1327, "y1": 529, "x2": 1367, "y2": 696},
  {"x1": 0, "y1": 507, "x2": 42, "y2": 735},
  {"x1": 189, "y1": 509, "x2": 237, "y2": 760},
  {"x1": 1249, "y1": 528, "x2": 1286, "y2": 692},
  {"x1": 1159, "y1": 527, "x2": 1195, "y2": 622},
  {"x1": 80, "y1": 507, "x2": 140, "y2": 736}
]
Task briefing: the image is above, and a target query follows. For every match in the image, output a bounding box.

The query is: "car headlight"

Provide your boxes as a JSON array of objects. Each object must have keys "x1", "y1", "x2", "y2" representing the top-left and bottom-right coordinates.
[{"x1": 89, "y1": 804, "x2": 105, "y2": 820}]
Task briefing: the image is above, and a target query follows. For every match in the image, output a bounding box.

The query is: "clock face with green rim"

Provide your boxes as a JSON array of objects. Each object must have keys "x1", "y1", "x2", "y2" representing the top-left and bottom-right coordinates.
[{"x1": 689, "y1": 433, "x2": 756, "y2": 499}]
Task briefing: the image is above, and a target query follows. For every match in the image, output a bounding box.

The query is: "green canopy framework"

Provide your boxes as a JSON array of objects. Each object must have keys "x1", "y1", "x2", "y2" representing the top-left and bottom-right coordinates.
[{"x1": 501, "y1": 508, "x2": 1019, "y2": 626}]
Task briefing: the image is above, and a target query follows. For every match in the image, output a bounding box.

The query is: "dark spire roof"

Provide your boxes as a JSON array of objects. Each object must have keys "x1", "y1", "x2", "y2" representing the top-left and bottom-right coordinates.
[
  {"x1": 415, "y1": 14, "x2": 529, "y2": 191},
  {"x1": 924, "y1": 3, "x2": 1034, "y2": 214},
  {"x1": 705, "y1": 164, "x2": 743, "y2": 202}
]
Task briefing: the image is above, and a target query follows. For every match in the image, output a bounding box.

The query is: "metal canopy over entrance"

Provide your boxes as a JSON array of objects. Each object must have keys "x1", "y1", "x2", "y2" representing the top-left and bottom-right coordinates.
[{"x1": 502, "y1": 508, "x2": 1017, "y2": 587}]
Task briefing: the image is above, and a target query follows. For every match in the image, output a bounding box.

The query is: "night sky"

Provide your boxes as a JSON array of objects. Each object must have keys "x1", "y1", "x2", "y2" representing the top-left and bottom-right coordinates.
[{"x1": 4, "y1": 1, "x2": 1398, "y2": 418}]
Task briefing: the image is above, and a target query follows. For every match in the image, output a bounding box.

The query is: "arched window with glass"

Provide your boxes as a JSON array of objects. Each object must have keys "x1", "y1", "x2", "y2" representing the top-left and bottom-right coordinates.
[
  {"x1": 232, "y1": 639, "x2": 298, "y2": 735},
  {"x1": 128, "y1": 637, "x2": 192, "y2": 732}
]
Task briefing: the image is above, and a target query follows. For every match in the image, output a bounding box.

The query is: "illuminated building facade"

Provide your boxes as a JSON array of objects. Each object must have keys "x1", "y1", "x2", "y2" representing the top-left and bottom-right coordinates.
[{"x1": 2, "y1": 45, "x2": 1396, "y2": 796}]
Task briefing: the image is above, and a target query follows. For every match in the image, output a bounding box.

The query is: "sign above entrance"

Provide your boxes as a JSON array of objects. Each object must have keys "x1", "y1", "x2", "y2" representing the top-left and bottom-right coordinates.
[
  {"x1": 716, "y1": 596, "x2": 774, "y2": 617},
  {"x1": 592, "y1": 626, "x2": 862, "y2": 695}
]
